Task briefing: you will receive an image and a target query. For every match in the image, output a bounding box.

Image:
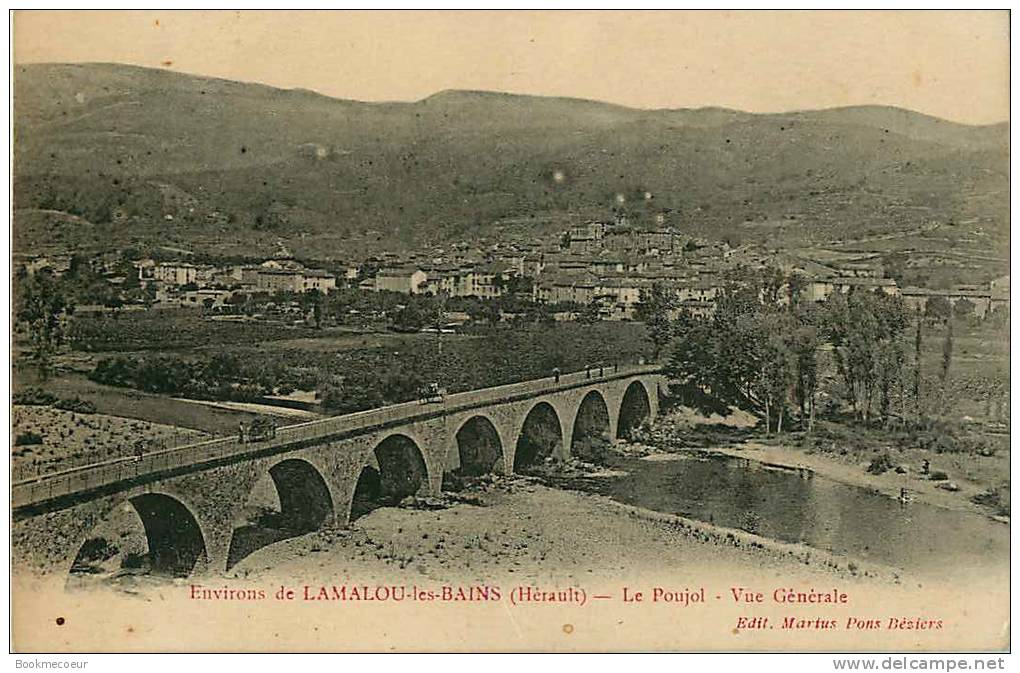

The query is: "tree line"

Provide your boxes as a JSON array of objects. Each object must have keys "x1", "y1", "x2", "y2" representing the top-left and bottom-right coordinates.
[{"x1": 639, "y1": 268, "x2": 964, "y2": 434}]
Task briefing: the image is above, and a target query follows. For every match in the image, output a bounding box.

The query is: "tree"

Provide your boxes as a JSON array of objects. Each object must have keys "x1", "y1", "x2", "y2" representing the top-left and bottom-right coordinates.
[
  {"x1": 940, "y1": 318, "x2": 954, "y2": 416},
  {"x1": 913, "y1": 307, "x2": 924, "y2": 421},
  {"x1": 503, "y1": 275, "x2": 534, "y2": 299},
  {"x1": 635, "y1": 283, "x2": 677, "y2": 360},
  {"x1": 391, "y1": 302, "x2": 428, "y2": 332},
  {"x1": 925, "y1": 296, "x2": 952, "y2": 323},
  {"x1": 760, "y1": 314, "x2": 796, "y2": 434},
  {"x1": 665, "y1": 317, "x2": 726, "y2": 414},
  {"x1": 786, "y1": 273, "x2": 809, "y2": 308},
  {"x1": 819, "y1": 289, "x2": 909, "y2": 424},
  {"x1": 953, "y1": 297, "x2": 975, "y2": 319},
  {"x1": 466, "y1": 299, "x2": 501, "y2": 327},
  {"x1": 665, "y1": 285, "x2": 798, "y2": 432},
  {"x1": 789, "y1": 324, "x2": 820, "y2": 432},
  {"x1": 577, "y1": 300, "x2": 601, "y2": 325},
  {"x1": 301, "y1": 289, "x2": 324, "y2": 328},
  {"x1": 15, "y1": 271, "x2": 74, "y2": 379}
]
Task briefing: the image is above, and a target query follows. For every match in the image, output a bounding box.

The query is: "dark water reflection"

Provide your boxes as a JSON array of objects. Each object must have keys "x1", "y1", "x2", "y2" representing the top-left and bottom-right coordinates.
[{"x1": 551, "y1": 453, "x2": 1008, "y2": 574}]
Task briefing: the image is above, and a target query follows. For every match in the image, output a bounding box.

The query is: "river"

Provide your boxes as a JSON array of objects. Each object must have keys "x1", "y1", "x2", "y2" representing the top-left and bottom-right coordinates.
[{"x1": 541, "y1": 451, "x2": 1009, "y2": 577}]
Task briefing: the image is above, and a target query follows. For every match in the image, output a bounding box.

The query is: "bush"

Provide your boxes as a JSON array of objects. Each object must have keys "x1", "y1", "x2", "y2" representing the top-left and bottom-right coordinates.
[
  {"x1": 14, "y1": 431, "x2": 43, "y2": 446},
  {"x1": 739, "y1": 510, "x2": 762, "y2": 535},
  {"x1": 905, "y1": 424, "x2": 991, "y2": 455},
  {"x1": 928, "y1": 470, "x2": 949, "y2": 481},
  {"x1": 120, "y1": 552, "x2": 147, "y2": 570},
  {"x1": 70, "y1": 537, "x2": 119, "y2": 574},
  {"x1": 866, "y1": 452, "x2": 896, "y2": 475},
  {"x1": 12, "y1": 388, "x2": 57, "y2": 406},
  {"x1": 76, "y1": 537, "x2": 119, "y2": 564},
  {"x1": 54, "y1": 397, "x2": 97, "y2": 414},
  {"x1": 572, "y1": 437, "x2": 614, "y2": 465},
  {"x1": 971, "y1": 488, "x2": 1010, "y2": 517}
]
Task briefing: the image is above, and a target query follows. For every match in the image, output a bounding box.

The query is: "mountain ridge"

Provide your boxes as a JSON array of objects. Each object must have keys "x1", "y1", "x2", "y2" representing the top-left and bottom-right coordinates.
[
  {"x1": 11, "y1": 62, "x2": 1009, "y2": 281},
  {"x1": 15, "y1": 61, "x2": 1008, "y2": 127}
]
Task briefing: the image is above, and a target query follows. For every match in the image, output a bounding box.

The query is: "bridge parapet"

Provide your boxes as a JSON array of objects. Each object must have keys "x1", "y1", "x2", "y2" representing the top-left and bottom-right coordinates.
[{"x1": 13, "y1": 365, "x2": 662, "y2": 512}]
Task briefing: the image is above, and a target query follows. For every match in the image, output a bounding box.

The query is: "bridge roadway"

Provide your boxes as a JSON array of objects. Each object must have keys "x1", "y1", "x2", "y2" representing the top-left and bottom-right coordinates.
[{"x1": 12, "y1": 364, "x2": 663, "y2": 575}]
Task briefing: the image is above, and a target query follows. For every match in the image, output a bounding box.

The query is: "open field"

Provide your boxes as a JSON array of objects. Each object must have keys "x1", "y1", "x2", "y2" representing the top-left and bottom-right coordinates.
[
  {"x1": 68, "y1": 309, "x2": 328, "y2": 352},
  {"x1": 259, "y1": 329, "x2": 482, "y2": 354},
  {"x1": 916, "y1": 318, "x2": 1009, "y2": 422},
  {"x1": 13, "y1": 370, "x2": 271, "y2": 435},
  {"x1": 11, "y1": 405, "x2": 208, "y2": 479}
]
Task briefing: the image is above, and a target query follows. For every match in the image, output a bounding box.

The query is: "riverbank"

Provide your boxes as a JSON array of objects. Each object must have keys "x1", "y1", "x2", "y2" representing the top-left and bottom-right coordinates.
[
  {"x1": 699, "y1": 440, "x2": 1007, "y2": 522},
  {"x1": 640, "y1": 407, "x2": 1010, "y2": 523},
  {"x1": 16, "y1": 477, "x2": 1008, "y2": 651},
  {"x1": 229, "y1": 479, "x2": 899, "y2": 586}
]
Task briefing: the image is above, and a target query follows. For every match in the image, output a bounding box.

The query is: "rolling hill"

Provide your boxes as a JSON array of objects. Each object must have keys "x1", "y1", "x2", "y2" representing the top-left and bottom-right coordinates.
[{"x1": 12, "y1": 62, "x2": 1009, "y2": 274}]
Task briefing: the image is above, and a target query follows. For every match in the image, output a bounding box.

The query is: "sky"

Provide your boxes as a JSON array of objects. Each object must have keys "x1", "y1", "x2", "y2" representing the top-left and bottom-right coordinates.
[{"x1": 12, "y1": 10, "x2": 1011, "y2": 125}]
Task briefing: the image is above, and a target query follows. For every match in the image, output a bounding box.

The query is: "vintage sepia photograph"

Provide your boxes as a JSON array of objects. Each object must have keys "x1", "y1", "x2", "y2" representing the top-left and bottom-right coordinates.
[{"x1": 7, "y1": 9, "x2": 1011, "y2": 654}]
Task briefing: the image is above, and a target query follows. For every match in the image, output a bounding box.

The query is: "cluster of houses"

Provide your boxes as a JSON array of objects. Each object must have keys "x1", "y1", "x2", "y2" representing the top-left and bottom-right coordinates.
[
  {"x1": 135, "y1": 258, "x2": 338, "y2": 309},
  {"x1": 355, "y1": 216, "x2": 1011, "y2": 321},
  {"x1": 354, "y1": 215, "x2": 735, "y2": 319},
  {"x1": 14, "y1": 212, "x2": 1010, "y2": 322}
]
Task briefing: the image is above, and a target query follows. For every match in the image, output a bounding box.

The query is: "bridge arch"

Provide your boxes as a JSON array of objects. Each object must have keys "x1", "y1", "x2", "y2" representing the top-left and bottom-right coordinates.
[
  {"x1": 454, "y1": 415, "x2": 505, "y2": 476},
  {"x1": 350, "y1": 433, "x2": 431, "y2": 521},
  {"x1": 267, "y1": 459, "x2": 335, "y2": 529},
  {"x1": 617, "y1": 380, "x2": 652, "y2": 439},
  {"x1": 71, "y1": 492, "x2": 208, "y2": 578},
  {"x1": 571, "y1": 390, "x2": 612, "y2": 460},
  {"x1": 226, "y1": 458, "x2": 334, "y2": 569},
  {"x1": 513, "y1": 401, "x2": 563, "y2": 471}
]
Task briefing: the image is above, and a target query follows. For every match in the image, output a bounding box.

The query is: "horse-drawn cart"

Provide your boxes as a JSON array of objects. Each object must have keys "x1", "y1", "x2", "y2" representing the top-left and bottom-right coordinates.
[
  {"x1": 238, "y1": 415, "x2": 278, "y2": 443},
  {"x1": 417, "y1": 382, "x2": 447, "y2": 404}
]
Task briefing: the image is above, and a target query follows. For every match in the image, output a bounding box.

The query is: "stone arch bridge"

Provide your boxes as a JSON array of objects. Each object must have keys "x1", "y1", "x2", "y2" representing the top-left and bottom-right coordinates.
[{"x1": 12, "y1": 365, "x2": 662, "y2": 577}]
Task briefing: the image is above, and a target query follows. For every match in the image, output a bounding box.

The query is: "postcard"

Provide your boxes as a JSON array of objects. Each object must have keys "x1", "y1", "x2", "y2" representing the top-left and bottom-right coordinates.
[{"x1": 9, "y1": 9, "x2": 1010, "y2": 653}]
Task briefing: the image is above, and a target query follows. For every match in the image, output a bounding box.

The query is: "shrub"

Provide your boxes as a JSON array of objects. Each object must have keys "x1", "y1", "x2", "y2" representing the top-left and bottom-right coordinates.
[
  {"x1": 739, "y1": 510, "x2": 762, "y2": 535},
  {"x1": 572, "y1": 436, "x2": 614, "y2": 465},
  {"x1": 12, "y1": 388, "x2": 57, "y2": 406},
  {"x1": 78, "y1": 537, "x2": 119, "y2": 563},
  {"x1": 971, "y1": 488, "x2": 1010, "y2": 517},
  {"x1": 866, "y1": 452, "x2": 896, "y2": 475},
  {"x1": 928, "y1": 470, "x2": 949, "y2": 481},
  {"x1": 229, "y1": 383, "x2": 267, "y2": 403},
  {"x1": 70, "y1": 537, "x2": 120, "y2": 574},
  {"x1": 120, "y1": 552, "x2": 147, "y2": 570},
  {"x1": 54, "y1": 397, "x2": 97, "y2": 414},
  {"x1": 14, "y1": 431, "x2": 43, "y2": 446}
]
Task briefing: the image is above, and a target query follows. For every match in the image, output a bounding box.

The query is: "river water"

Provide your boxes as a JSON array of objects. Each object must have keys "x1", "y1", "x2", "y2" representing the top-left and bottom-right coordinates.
[{"x1": 546, "y1": 451, "x2": 1008, "y2": 576}]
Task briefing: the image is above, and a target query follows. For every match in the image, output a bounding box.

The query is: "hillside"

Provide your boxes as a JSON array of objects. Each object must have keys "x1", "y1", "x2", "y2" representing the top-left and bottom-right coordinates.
[{"x1": 12, "y1": 62, "x2": 1009, "y2": 277}]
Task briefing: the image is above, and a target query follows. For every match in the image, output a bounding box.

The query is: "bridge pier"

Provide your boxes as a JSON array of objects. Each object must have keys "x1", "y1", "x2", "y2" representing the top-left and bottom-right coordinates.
[
  {"x1": 559, "y1": 424, "x2": 575, "y2": 462},
  {"x1": 423, "y1": 468, "x2": 443, "y2": 499},
  {"x1": 200, "y1": 534, "x2": 233, "y2": 576},
  {"x1": 607, "y1": 415, "x2": 619, "y2": 443}
]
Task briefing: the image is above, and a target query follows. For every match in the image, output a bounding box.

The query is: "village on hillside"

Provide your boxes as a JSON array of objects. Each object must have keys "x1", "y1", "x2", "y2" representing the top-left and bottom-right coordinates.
[{"x1": 12, "y1": 211, "x2": 1011, "y2": 325}]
